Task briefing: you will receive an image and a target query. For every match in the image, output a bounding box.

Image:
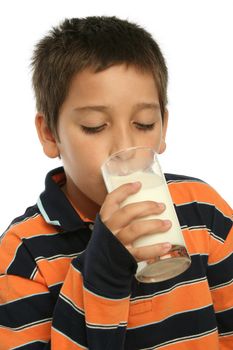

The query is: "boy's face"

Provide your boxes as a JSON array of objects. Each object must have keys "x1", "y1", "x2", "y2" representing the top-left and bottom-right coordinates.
[{"x1": 37, "y1": 64, "x2": 168, "y2": 214}]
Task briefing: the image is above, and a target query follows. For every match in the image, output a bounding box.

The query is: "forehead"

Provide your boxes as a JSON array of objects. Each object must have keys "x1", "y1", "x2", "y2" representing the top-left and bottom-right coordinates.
[{"x1": 67, "y1": 64, "x2": 158, "y2": 100}]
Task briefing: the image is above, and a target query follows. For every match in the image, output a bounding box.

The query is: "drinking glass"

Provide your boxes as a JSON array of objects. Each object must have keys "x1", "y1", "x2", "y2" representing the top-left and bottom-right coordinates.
[{"x1": 101, "y1": 146, "x2": 191, "y2": 283}]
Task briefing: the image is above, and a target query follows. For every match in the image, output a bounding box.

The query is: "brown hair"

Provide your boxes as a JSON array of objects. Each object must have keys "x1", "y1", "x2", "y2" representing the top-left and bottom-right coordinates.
[{"x1": 31, "y1": 16, "x2": 168, "y2": 139}]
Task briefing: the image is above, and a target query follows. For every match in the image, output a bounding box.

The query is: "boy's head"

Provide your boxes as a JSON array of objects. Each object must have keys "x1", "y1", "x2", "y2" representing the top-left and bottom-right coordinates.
[
  {"x1": 32, "y1": 16, "x2": 168, "y2": 140},
  {"x1": 33, "y1": 16, "x2": 169, "y2": 214}
]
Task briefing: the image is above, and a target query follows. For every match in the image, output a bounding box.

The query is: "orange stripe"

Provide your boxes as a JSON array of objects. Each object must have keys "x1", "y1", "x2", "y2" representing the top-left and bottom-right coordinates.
[
  {"x1": 0, "y1": 215, "x2": 59, "y2": 272},
  {"x1": 169, "y1": 182, "x2": 233, "y2": 217},
  {"x1": 128, "y1": 280, "x2": 212, "y2": 328},
  {"x1": 219, "y1": 336, "x2": 233, "y2": 349},
  {"x1": 60, "y1": 265, "x2": 84, "y2": 311},
  {"x1": 37, "y1": 256, "x2": 73, "y2": 286},
  {"x1": 51, "y1": 327, "x2": 87, "y2": 349},
  {"x1": 0, "y1": 275, "x2": 48, "y2": 304},
  {"x1": 10, "y1": 214, "x2": 57, "y2": 238},
  {"x1": 209, "y1": 227, "x2": 233, "y2": 264},
  {"x1": 0, "y1": 321, "x2": 51, "y2": 349},
  {"x1": 183, "y1": 228, "x2": 210, "y2": 255},
  {"x1": 211, "y1": 282, "x2": 233, "y2": 312},
  {"x1": 84, "y1": 288, "x2": 129, "y2": 325}
]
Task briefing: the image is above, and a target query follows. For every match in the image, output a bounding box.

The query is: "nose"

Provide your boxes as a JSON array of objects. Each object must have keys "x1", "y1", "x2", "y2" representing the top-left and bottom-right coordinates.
[{"x1": 110, "y1": 125, "x2": 136, "y2": 156}]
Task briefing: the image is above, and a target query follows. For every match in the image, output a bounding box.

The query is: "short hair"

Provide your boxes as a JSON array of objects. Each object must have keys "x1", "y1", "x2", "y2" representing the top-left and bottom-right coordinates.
[{"x1": 31, "y1": 16, "x2": 168, "y2": 139}]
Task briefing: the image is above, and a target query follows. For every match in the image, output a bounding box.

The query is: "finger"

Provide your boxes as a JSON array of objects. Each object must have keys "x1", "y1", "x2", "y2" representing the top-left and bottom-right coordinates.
[
  {"x1": 116, "y1": 218, "x2": 172, "y2": 244},
  {"x1": 128, "y1": 242, "x2": 172, "y2": 262},
  {"x1": 100, "y1": 182, "x2": 142, "y2": 220},
  {"x1": 104, "y1": 201, "x2": 166, "y2": 234}
]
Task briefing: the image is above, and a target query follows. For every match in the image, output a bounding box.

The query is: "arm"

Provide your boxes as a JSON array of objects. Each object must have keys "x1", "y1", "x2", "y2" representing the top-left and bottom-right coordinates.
[
  {"x1": 207, "y1": 197, "x2": 233, "y2": 349},
  {"x1": 51, "y1": 182, "x2": 172, "y2": 350},
  {"x1": 0, "y1": 244, "x2": 53, "y2": 349},
  {"x1": 51, "y1": 215, "x2": 136, "y2": 349}
]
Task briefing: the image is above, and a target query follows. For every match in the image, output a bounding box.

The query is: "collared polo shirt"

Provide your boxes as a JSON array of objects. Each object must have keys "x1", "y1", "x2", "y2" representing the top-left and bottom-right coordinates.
[{"x1": 0, "y1": 167, "x2": 233, "y2": 350}]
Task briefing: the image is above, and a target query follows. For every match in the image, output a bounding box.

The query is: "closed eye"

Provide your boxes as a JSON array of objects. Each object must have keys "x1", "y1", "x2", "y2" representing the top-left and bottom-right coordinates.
[
  {"x1": 80, "y1": 125, "x2": 106, "y2": 134},
  {"x1": 134, "y1": 122, "x2": 155, "y2": 131},
  {"x1": 80, "y1": 122, "x2": 156, "y2": 134}
]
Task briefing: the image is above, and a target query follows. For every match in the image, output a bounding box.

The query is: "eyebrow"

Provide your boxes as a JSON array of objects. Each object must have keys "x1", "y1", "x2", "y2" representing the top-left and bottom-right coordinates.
[{"x1": 73, "y1": 102, "x2": 160, "y2": 114}]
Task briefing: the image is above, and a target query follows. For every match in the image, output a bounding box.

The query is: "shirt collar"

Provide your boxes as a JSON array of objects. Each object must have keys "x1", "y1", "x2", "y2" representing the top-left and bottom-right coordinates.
[{"x1": 37, "y1": 167, "x2": 88, "y2": 231}]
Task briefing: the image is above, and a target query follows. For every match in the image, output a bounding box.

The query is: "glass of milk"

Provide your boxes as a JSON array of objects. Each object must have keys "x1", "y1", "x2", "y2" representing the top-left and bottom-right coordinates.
[{"x1": 101, "y1": 146, "x2": 191, "y2": 283}]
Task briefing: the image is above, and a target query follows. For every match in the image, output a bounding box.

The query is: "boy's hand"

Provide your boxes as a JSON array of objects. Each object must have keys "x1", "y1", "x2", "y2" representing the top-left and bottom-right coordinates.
[{"x1": 99, "y1": 182, "x2": 172, "y2": 262}]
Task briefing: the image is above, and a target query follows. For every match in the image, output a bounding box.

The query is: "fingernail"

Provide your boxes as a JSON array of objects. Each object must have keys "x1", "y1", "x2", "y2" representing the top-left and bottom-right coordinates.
[
  {"x1": 163, "y1": 220, "x2": 172, "y2": 227},
  {"x1": 158, "y1": 202, "x2": 165, "y2": 209},
  {"x1": 162, "y1": 243, "x2": 172, "y2": 250},
  {"x1": 132, "y1": 181, "x2": 141, "y2": 188}
]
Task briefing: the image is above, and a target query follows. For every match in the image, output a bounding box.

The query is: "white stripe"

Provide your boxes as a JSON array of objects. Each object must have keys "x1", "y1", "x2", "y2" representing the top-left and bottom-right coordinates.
[
  {"x1": 24, "y1": 231, "x2": 61, "y2": 240},
  {"x1": 167, "y1": 179, "x2": 203, "y2": 184},
  {"x1": 29, "y1": 266, "x2": 38, "y2": 280},
  {"x1": 138, "y1": 327, "x2": 218, "y2": 350},
  {"x1": 130, "y1": 277, "x2": 207, "y2": 302},
  {"x1": 0, "y1": 291, "x2": 49, "y2": 306},
  {"x1": 210, "y1": 277, "x2": 233, "y2": 291},
  {"x1": 37, "y1": 197, "x2": 61, "y2": 226},
  {"x1": 84, "y1": 285, "x2": 130, "y2": 302},
  {"x1": 186, "y1": 225, "x2": 207, "y2": 230},
  {"x1": 87, "y1": 321, "x2": 127, "y2": 330},
  {"x1": 215, "y1": 304, "x2": 233, "y2": 314},
  {"x1": 0, "y1": 213, "x2": 40, "y2": 242},
  {"x1": 219, "y1": 330, "x2": 233, "y2": 337},
  {"x1": 49, "y1": 281, "x2": 63, "y2": 289},
  {"x1": 176, "y1": 201, "x2": 232, "y2": 222},
  {"x1": 209, "y1": 231, "x2": 225, "y2": 244},
  {"x1": 11, "y1": 340, "x2": 47, "y2": 349},
  {"x1": 35, "y1": 251, "x2": 83, "y2": 263},
  {"x1": 208, "y1": 250, "x2": 233, "y2": 266},
  {"x1": 60, "y1": 293, "x2": 85, "y2": 316},
  {"x1": 52, "y1": 326, "x2": 88, "y2": 349},
  {"x1": 6, "y1": 242, "x2": 23, "y2": 273},
  {"x1": 0, "y1": 318, "x2": 52, "y2": 331}
]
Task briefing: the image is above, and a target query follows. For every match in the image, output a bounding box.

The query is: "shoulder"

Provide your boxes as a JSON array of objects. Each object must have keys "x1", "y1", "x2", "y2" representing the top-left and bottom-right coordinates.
[
  {"x1": 165, "y1": 173, "x2": 232, "y2": 218},
  {"x1": 2, "y1": 204, "x2": 58, "y2": 239},
  {"x1": 0, "y1": 204, "x2": 59, "y2": 276}
]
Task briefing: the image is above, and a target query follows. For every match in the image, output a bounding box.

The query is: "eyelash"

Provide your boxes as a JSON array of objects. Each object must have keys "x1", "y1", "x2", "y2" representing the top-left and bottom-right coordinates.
[{"x1": 81, "y1": 123, "x2": 155, "y2": 134}]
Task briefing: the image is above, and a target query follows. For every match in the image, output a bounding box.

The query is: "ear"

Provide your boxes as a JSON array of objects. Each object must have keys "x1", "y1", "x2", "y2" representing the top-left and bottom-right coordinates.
[
  {"x1": 158, "y1": 109, "x2": 169, "y2": 154},
  {"x1": 35, "y1": 114, "x2": 60, "y2": 158}
]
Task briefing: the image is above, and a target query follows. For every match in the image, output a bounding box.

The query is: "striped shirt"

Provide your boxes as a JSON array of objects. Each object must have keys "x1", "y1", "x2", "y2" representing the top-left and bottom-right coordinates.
[{"x1": 0, "y1": 166, "x2": 232, "y2": 350}]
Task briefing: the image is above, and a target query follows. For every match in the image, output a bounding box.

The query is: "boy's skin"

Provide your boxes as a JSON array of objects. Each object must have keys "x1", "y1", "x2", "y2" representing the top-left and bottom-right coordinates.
[{"x1": 36, "y1": 63, "x2": 172, "y2": 263}]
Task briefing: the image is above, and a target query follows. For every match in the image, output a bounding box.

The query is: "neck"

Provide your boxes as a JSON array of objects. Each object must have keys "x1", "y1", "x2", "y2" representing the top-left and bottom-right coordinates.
[{"x1": 62, "y1": 180, "x2": 100, "y2": 222}]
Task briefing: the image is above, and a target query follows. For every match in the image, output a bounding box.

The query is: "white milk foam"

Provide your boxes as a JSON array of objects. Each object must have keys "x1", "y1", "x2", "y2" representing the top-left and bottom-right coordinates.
[{"x1": 108, "y1": 171, "x2": 185, "y2": 248}]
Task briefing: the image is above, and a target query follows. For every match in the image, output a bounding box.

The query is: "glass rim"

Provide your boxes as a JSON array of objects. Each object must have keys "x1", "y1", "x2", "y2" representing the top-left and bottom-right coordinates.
[{"x1": 102, "y1": 146, "x2": 157, "y2": 166}]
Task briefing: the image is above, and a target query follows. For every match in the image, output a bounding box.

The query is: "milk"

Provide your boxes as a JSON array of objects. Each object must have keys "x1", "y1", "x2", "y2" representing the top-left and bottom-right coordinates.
[{"x1": 107, "y1": 171, "x2": 185, "y2": 248}]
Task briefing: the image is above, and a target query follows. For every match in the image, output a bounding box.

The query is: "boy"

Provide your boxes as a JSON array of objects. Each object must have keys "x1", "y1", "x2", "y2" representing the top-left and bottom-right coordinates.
[{"x1": 0, "y1": 16, "x2": 232, "y2": 350}]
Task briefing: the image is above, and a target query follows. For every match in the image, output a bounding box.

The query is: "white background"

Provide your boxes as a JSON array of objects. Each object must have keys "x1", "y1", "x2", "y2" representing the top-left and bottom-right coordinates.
[{"x1": 0, "y1": 0, "x2": 232, "y2": 234}]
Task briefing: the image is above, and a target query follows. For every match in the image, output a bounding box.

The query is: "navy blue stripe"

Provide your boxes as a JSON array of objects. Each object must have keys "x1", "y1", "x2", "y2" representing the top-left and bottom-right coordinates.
[
  {"x1": 9, "y1": 205, "x2": 40, "y2": 227},
  {"x1": 12, "y1": 341, "x2": 50, "y2": 349},
  {"x1": 131, "y1": 254, "x2": 208, "y2": 298},
  {"x1": 207, "y1": 253, "x2": 233, "y2": 288},
  {"x1": 86, "y1": 326, "x2": 126, "y2": 350},
  {"x1": 23, "y1": 228, "x2": 91, "y2": 260},
  {"x1": 165, "y1": 173, "x2": 204, "y2": 183},
  {"x1": 125, "y1": 305, "x2": 217, "y2": 349},
  {"x1": 7, "y1": 243, "x2": 37, "y2": 278},
  {"x1": 176, "y1": 202, "x2": 232, "y2": 241},
  {"x1": 0, "y1": 293, "x2": 54, "y2": 328},
  {"x1": 39, "y1": 167, "x2": 86, "y2": 231},
  {"x1": 52, "y1": 296, "x2": 87, "y2": 348},
  {"x1": 216, "y1": 308, "x2": 233, "y2": 333},
  {"x1": 49, "y1": 282, "x2": 63, "y2": 302}
]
